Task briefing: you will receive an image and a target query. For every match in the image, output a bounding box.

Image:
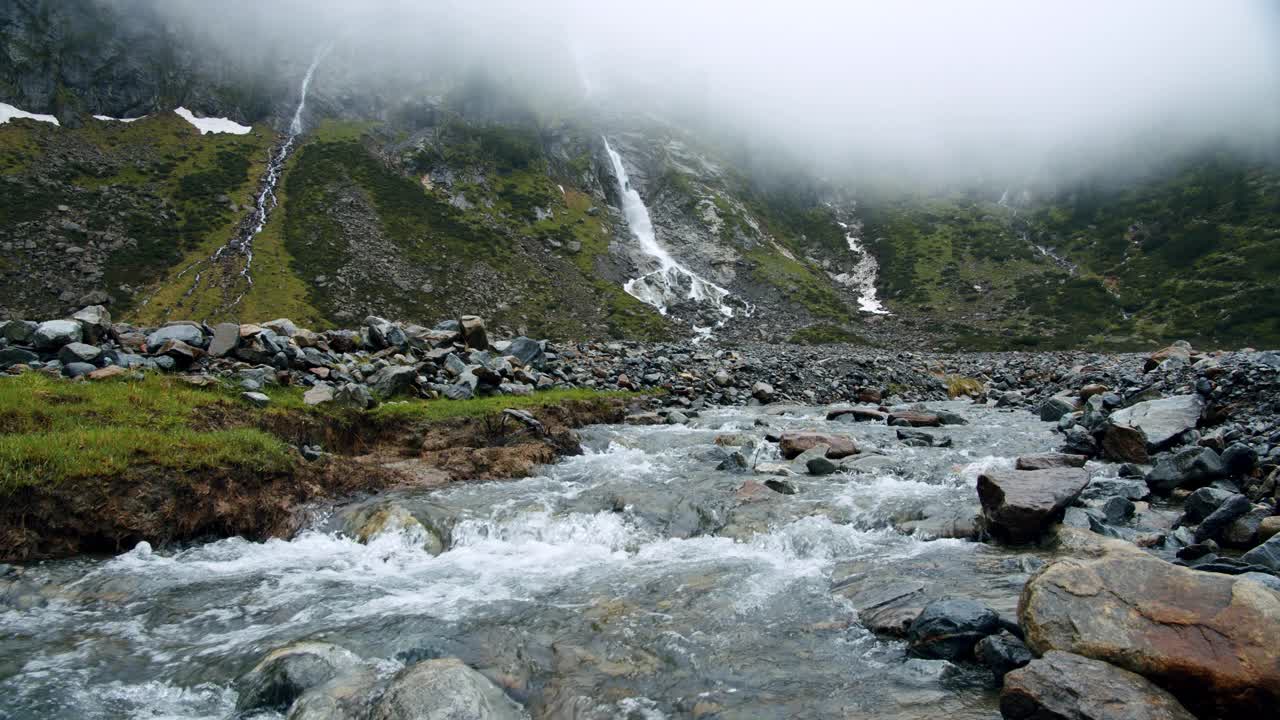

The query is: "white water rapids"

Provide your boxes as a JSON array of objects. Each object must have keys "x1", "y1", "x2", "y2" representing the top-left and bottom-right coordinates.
[
  {"x1": 603, "y1": 138, "x2": 741, "y2": 338},
  {"x1": 0, "y1": 402, "x2": 1080, "y2": 719}
]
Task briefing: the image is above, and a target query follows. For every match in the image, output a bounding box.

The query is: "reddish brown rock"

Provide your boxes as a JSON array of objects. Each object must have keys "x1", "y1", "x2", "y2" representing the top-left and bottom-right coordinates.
[
  {"x1": 886, "y1": 411, "x2": 942, "y2": 427},
  {"x1": 779, "y1": 432, "x2": 858, "y2": 459},
  {"x1": 1101, "y1": 423, "x2": 1150, "y2": 464},
  {"x1": 1019, "y1": 531, "x2": 1280, "y2": 717},
  {"x1": 825, "y1": 406, "x2": 888, "y2": 423},
  {"x1": 87, "y1": 365, "x2": 128, "y2": 381}
]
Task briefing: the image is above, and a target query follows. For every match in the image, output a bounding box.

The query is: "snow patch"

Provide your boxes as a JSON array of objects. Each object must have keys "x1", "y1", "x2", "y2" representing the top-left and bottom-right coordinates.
[
  {"x1": 92, "y1": 115, "x2": 144, "y2": 123},
  {"x1": 174, "y1": 107, "x2": 251, "y2": 135},
  {"x1": 0, "y1": 102, "x2": 59, "y2": 126},
  {"x1": 833, "y1": 217, "x2": 890, "y2": 315}
]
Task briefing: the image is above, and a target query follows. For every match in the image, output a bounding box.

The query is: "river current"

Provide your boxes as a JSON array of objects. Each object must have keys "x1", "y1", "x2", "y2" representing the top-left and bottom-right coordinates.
[{"x1": 1, "y1": 401, "x2": 1085, "y2": 719}]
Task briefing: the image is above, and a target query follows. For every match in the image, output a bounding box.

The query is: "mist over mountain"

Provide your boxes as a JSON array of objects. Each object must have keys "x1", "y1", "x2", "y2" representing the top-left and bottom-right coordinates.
[
  {"x1": 2, "y1": 0, "x2": 1279, "y2": 349},
  {"x1": 122, "y1": 0, "x2": 1280, "y2": 186}
]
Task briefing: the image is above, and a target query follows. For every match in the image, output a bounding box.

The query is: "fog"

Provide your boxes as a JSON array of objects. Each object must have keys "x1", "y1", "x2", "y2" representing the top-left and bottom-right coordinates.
[{"x1": 123, "y1": 0, "x2": 1280, "y2": 185}]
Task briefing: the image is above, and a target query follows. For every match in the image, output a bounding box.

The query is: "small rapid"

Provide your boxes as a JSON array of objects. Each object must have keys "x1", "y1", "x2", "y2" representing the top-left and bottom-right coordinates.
[
  {"x1": 603, "y1": 138, "x2": 743, "y2": 338},
  {"x1": 0, "y1": 402, "x2": 1072, "y2": 719}
]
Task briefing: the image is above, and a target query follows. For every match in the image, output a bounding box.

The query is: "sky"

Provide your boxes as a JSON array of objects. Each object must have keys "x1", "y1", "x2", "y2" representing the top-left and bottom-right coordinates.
[{"x1": 128, "y1": 0, "x2": 1280, "y2": 184}]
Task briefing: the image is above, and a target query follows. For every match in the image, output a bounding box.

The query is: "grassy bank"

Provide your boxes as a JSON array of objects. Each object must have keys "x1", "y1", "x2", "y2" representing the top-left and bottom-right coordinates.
[{"x1": 0, "y1": 372, "x2": 635, "y2": 560}]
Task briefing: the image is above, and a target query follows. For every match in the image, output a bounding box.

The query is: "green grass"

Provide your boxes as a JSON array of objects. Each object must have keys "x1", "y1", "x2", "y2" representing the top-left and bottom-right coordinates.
[
  {"x1": 0, "y1": 372, "x2": 292, "y2": 491},
  {"x1": 0, "y1": 372, "x2": 634, "y2": 491}
]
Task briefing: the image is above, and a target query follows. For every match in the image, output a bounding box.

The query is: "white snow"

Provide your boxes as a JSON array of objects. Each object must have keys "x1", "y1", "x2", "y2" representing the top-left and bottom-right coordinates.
[
  {"x1": 174, "y1": 107, "x2": 251, "y2": 135},
  {"x1": 92, "y1": 115, "x2": 144, "y2": 123},
  {"x1": 0, "y1": 102, "x2": 59, "y2": 126}
]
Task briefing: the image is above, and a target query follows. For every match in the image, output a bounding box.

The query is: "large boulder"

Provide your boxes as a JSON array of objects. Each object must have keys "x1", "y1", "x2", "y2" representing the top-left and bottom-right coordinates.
[
  {"x1": 1101, "y1": 423, "x2": 1150, "y2": 463},
  {"x1": 978, "y1": 467, "x2": 1090, "y2": 543},
  {"x1": 369, "y1": 658, "x2": 524, "y2": 720},
  {"x1": 235, "y1": 642, "x2": 364, "y2": 713},
  {"x1": 1001, "y1": 651, "x2": 1197, "y2": 720},
  {"x1": 1106, "y1": 395, "x2": 1202, "y2": 453},
  {"x1": 57, "y1": 342, "x2": 102, "y2": 366},
  {"x1": 0, "y1": 347, "x2": 39, "y2": 368},
  {"x1": 906, "y1": 598, "x2": 1001, "y2": 660},
  {"x1": 3, "y1": 320, "x2": 36, "y2": 345},
  {"x1": 1038, "y1": 397, "x2": 1076, "y2": 422},
  {"x1": 33, "y1": 319, "x2": 83, "y2": 350},
  {"x1": 1019, "y1": 530, "x2": 1280, "y2": 717},
  {"x1": 974, "y1": 630, "x2": 1033, "y2": 678},
  {"x1": 778, "y1": 432, "x2": 858, "y2": 460},
  {"x1": 333, "y1": 383, "x2": 376, "y2": 410}
]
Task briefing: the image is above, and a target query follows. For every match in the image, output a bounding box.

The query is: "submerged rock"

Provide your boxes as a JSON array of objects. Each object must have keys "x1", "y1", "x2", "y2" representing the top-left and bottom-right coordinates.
[
  {"x1": 1001, "y1": 650, "x2": 1196, "y2": 720},
  {"x1": 778, "y1": 432, "x2": 857, "y2": 460},
  {"x1": 235, "y1": 642, "x2": 364, "y2": 713},
  {"x1": 370, "y1": 658, "x2": 524, "y2": 720}
]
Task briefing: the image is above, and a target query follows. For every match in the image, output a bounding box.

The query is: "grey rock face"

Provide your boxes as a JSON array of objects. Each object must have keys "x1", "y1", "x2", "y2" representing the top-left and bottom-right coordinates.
[
  {"x1": 33, "y1": 319, "x2": 83, "y2": 350},
  {"x1": 1107, "y1": 395, "x2": 1203, "y2": 450}
]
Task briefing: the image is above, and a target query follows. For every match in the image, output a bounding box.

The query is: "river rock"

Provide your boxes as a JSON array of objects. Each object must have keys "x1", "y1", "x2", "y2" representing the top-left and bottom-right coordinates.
[
  {"x1": 33, "y1": 319, "x2": 83, "y2": 350},
  {"x1": 907, "y1": 598, "x2": 1001, "y2": 660},
  {"x1": 1221, "y1": 443, "x2": 1259, "y2": 476},
  {"x1": 1106, "y1": 395, "x2": 1202, "y2": 451},
  {"x1": 1101, "y1": 422, "x2": 1150, "y2": 463},
  {"x1": 826, "y1": 406, "x2": 887, "y2": 423},
  {"x1": 334, "y1": 383, "x2": 375, "y2": 409},
  {"x1": 4, "y1": 320, "x2": 36, "y2": 345},
  {"x1": 897, "y1": 428, "x2": 951, "y2": 447},
  {"x1": 1001, "y1": 651, "x2": 1197, "y2": 720},
  {"x1": 1145, "y1": 446, "x2": 1225, "y2": 493},
  {"x1": 235, "y1": 642, "x2": 364, "y2": 713},
  {"x1": 978, "y1": 467, "x2": 1090, "y2": 543},
  {"x1": 506, "y1": 336, "x2": 545, "y2": 368},
  {"x1": 887, "y1": 410, "x2": 942, "y2": 427},
  {"x1": 370, "y1": 658, "x2": 524, "y2": 720},
  {"x1": 779, "y1": 432, "x2": 857, "y2": 459},
  {"x1": 845, "y1": 581, "x2": 932, "y2": 637},
  {"x1": 974, "y1": 630, "x2": 1032, "y2": 678},
  {"x1": 1019, "y1": 530, "x2": 1280, "y2": 717},
  {"x1": 1015, "y1": 453, "x2": 1087, "y2": 471},
  {"x1": 1184, "y1": 487, "x2": 1235, "y2": 523},
  {"x1": 346, "y1": 504, "x2": 444, "y2": 555},
  {"x1": 0, "y1": 347, "x2": 38, "y2": 368},
  {"x1": 1241, "y1": 533, "x2": 1280, "y2": 571},
  {"x1": 752, "y1": 381, "x2": 775, "y2": 402},
  {"x1": 1192, "y1": 493, "x2": 1251, "y2": 543},
  {"x1": 1038, "y1": 397, "x2": 1076, "y2": 422}
]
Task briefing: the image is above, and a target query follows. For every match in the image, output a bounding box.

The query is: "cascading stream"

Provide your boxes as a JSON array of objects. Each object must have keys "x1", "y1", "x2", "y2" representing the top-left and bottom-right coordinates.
[
  {"x1": 603, "y1": 137, "x2": 742, "y2": 338},
  {"x1": 177, "y1": 48, "x2": 328, "y2": 311},
  {"x1": 834, "y1": 217, "x2": 890, "y2": 315},
  {"x1": 0, "y1": 401, "x2": 1073, "y2": 719}
]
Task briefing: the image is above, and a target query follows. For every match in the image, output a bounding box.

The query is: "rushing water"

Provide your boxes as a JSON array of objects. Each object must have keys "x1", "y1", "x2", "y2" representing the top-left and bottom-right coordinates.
[
  {"x1": 603, "y1": 138, "x2": 742, "y2": 338},
  {"x1": 0, "y1": 402, "x2": 1085, "y2": 719}
]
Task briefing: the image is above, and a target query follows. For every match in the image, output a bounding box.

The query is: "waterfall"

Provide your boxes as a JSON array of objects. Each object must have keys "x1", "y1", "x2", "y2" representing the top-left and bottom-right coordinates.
[
  {"x1": 602, "y1": 137, "x2": 739, "y2": 337},
  {"x1": 216, "y1": 48, "x2": 328, "y2": 310},
  {"x1": 833, "y1": 219, "x2": 890, "y2": 315}
]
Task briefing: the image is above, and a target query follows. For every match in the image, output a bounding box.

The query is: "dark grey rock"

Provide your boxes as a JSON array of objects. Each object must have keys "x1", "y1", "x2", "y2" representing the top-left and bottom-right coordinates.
[
  {"x1": 33, "y1": 319, "x2": 83, "y2": 350},
  {"x1": 1001, "y1": 651, "x2": 1197, "y2": 720},
  {"x1": 1146, "y1": 447, "x2": 1225, "y2": 493},
  {"x1": 974, "y1": 630, "x2": 1033, "y2": 678},
  {"x1": 1193, "y1": 494, "x2": 1251, "y2": 543},
  {"x1": 907, "y1": 598, "x2": 1000, "y2": 660},
  {"x1": 1185, "y1": 487, "x2": 1235, "y2": 523},
  {"x1": 1241, "y1": 533, "x2": 1280, "y2": 571}
]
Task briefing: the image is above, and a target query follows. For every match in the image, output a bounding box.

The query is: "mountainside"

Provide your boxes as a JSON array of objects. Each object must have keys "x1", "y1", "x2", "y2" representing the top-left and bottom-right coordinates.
[{"x1": 2, "y1": 0, "x2": 1278, "y2": 349}]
